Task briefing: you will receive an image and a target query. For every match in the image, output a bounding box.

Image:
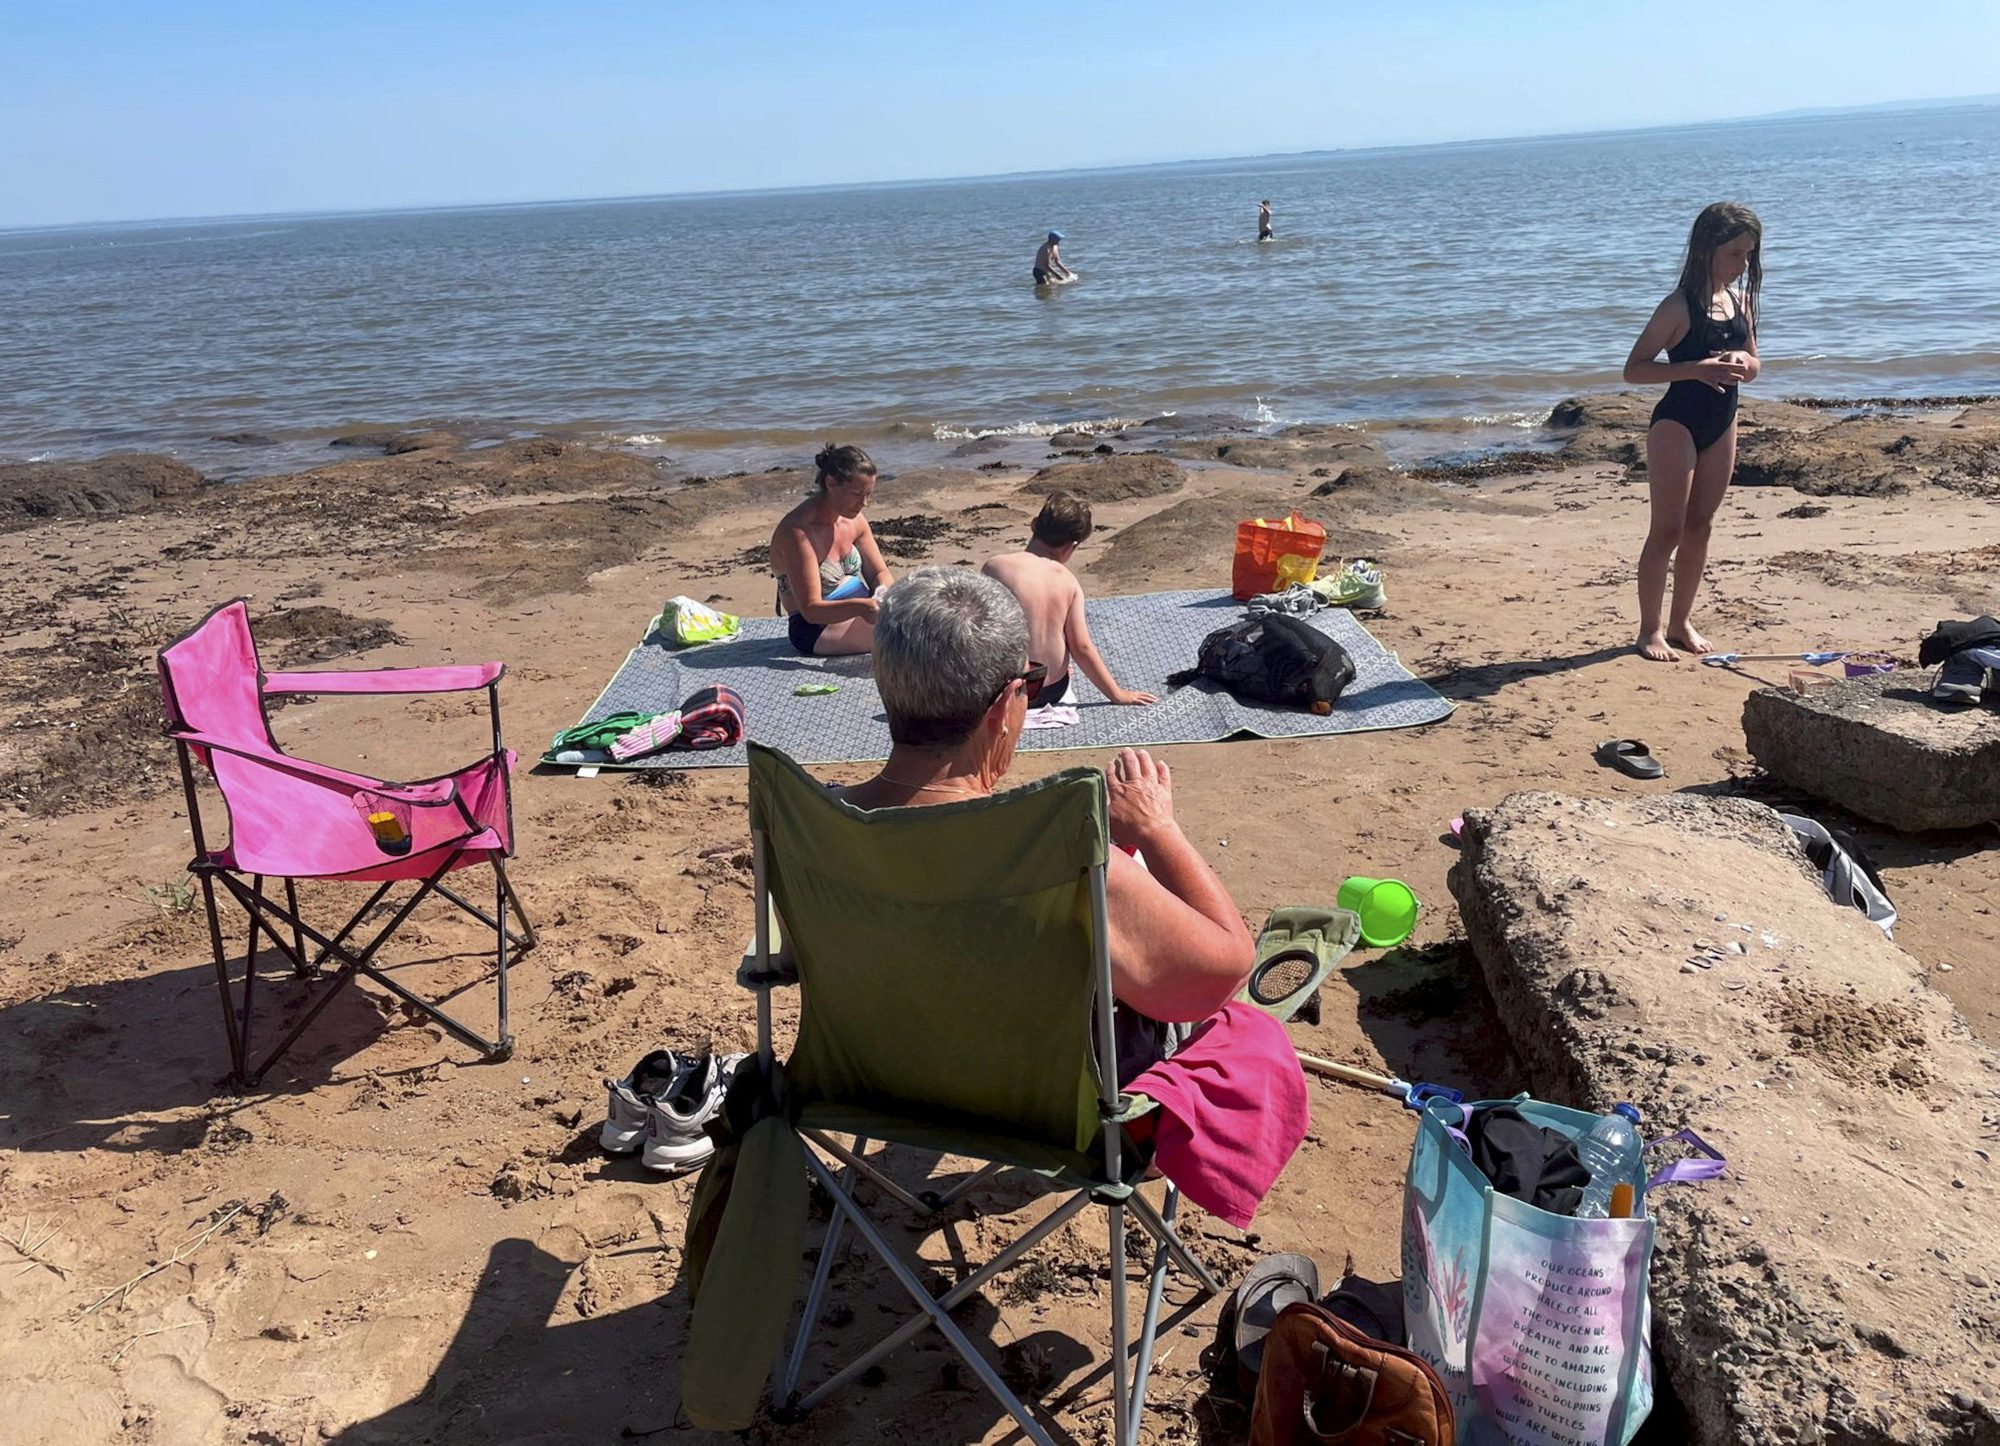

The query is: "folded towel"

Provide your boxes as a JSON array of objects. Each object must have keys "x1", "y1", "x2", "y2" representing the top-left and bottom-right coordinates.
[{"x1": 610, "y1": 712, "x2": 684, "y2": 761}]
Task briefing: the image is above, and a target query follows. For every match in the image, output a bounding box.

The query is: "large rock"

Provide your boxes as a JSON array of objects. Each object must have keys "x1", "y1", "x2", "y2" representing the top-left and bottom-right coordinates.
[
  {"x1": 1023, "y1": 453, "x2": 1184, "y2": 502},
  {"x1": 1744, "y1": 673, "x2": 2000, "y2": 831},
  {"x1": 0, "y1": 455, "x2": 204, "y2": 530},
  {"x1": 1451, "y1": 791, "x2": 2000, "y2": 1446}
]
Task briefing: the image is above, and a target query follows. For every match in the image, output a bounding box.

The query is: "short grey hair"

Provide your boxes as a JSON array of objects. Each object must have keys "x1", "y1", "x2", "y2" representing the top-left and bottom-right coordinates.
[{"x1": 874, "y1": 568, "x2": 1029, "y2": 748}]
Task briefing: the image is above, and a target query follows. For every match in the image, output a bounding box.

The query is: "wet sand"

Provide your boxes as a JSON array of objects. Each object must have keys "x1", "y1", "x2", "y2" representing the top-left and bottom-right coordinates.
[{"x1": 2, "y1": 400, "x2": 1997, "y2": 1442}]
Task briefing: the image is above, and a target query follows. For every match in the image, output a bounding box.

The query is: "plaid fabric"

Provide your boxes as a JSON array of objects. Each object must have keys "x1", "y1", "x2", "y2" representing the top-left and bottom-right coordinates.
[{"x1": 677, "y1": 684, "x2": 746, "y2": 750}]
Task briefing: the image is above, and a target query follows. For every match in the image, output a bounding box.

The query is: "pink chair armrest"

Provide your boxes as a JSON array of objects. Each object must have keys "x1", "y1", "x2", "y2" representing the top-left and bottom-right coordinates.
[
  {"x1": 169, "y1": 731, "x2": 465, "y2": 807},
  {"x1": 261, "y1": 662, "x2": 504, "y2": 695}
]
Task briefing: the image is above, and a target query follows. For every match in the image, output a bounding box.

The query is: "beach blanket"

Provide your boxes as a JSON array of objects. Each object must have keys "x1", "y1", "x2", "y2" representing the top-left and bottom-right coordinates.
[{"x1": 546, "y1": 589, "x2": 1454, "y2": 771}]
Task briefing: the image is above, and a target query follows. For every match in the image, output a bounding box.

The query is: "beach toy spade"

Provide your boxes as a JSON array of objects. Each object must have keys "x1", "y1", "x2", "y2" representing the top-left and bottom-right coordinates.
[
  {"x1": 1296, "y1": 1052, "x2": 1462, "y2": 1113},
  {"x1": 1336, "y1": 876, "x2": 1418, "y2": 947},
  {"x1": 1700, "y1": 650, "x2": 1848, "y2": 669}
]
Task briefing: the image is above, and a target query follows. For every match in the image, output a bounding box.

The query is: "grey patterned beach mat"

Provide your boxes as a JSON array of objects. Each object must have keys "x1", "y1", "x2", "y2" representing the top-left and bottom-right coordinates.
[{"x1": 547, "y1": 589, "x2": 1454, "y2": 771}]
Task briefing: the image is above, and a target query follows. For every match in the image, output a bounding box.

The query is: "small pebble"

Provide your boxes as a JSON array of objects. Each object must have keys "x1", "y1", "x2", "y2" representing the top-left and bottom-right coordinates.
[
  {"x1": 1953, "y1": 1178, "x2": 1966, "y2": 1189},
  {"x1": 1727, "y1": 941, "x2": 1746, "y2": 954},
  {"x1": 1680, "y1": 964, "x2": 1699, "y2": 975},
  {"x1": 1740, "y1": 1216, "x2": 1753, "y2": 1226},
  {"x1": 1714, "y1": 913, "x2": 1728, "y2": 923},
  {"x1": 364, "y1": 1249, "x2": 378, "y2": 1260},
  {"x1": 1939, "y1": 962, "x2": 1954, "y2": 973}
]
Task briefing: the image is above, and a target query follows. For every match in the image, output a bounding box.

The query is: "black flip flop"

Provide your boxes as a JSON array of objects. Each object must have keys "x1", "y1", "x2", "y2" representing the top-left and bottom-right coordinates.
[
  {"x1": 1595, "y1": 738, "x2": 1664, "y2": 780},
  {"x1": 1224, "y1": 1252, "x2": 1320, "y2": 1400}
]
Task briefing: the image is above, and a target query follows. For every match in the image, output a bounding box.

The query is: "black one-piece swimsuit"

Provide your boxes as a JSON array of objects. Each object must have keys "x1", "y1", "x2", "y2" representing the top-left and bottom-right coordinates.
[{"x1": 1650, "y1": 299, "x2": 1751, "y2": 452}]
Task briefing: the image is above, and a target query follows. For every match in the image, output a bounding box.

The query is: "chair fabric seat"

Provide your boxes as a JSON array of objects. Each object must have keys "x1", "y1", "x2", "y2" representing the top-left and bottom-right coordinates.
[{"x1": 206, "y1": 828, "x2": 505, "y2": 883}]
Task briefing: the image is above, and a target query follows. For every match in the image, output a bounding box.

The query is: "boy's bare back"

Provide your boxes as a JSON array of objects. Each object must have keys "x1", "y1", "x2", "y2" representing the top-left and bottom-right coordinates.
[{"x1": 981, "y1": 550, "x2": 1079, "y2": 679}]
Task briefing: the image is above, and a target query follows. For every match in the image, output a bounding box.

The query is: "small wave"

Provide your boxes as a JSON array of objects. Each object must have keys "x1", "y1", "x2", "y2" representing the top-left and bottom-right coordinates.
[
  {"x1": 1462, "y1": 411, "x2": 1546, "y2": 429},
  {"x1": 931, "y1": 416, "x2": 1143, "y2": 442},
  {"x1": 616, "y1": 432, "x2": 669, "y2": 446}
]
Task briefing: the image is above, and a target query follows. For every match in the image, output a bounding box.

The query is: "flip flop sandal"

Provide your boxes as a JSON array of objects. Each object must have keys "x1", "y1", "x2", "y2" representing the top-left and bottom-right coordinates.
[
  {"x1": 1224, "y1": 1252, "x2": 1321, "y2": 1401},
  {"x1": 1595, "y1": 738, "x2": 1664, "y2": 780}
]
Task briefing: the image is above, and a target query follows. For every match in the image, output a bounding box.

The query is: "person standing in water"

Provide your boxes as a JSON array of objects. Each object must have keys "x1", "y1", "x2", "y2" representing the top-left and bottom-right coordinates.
[
  {"x1": 770, "y1": 443, "x2": 895, "y2": 656},
  {"x1": 1257, "y1": 199, "x2": 1273, "y2": 241},
  {"x1": 1033, "y1": 230, "x2": 1072, "y2": 285},
  {"x1": 1621, "y1": 202, "x2": 1762, "y2": 662}
]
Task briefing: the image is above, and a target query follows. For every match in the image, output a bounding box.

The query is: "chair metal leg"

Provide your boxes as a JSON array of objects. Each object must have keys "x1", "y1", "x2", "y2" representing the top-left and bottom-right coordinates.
[
  {"x1": 1108, "y1": 1200, "x2": 1132, "y2": 1446},
  {"x1": 1126, "y1": 1185, "x2": 1180, "y2": 1430},
  {"x1": 926, "y1": 1161, "x2": 1003, "y2": 1214},
  {"x1": 781, "y1": 1139, "x2": 867, "y2": 1403},
  {"x1": 239, "y1": 874, "x2": 264, "y2": 1066},
  {"x1": 804, "y1": 1131, "x2": 932, "y2": 1218},
  {"x1": 283, "y1": 879, "x2": 308, "y2": 977},
  {"x1": 493, "y1": 859, "x2": 536, "y2": 948},
  {"x1": 800, "y1": 1150, "x2": 1055, "y2": 1446},
  {"x1": 1127, "y1": 1189, "x2": 1225, "y2": 1296},
  {"x1": 492, "y1": 863, "x2": 513, "y2": 1056},
  {"x1": 795, "y1": 1185, "x2": 1095, "y2": 1414},
  {"x1": 244, "y1": 860, "x2": 493, "y2": 1083},
  {"x1": 195, "y1": 871, "x2": 246, "y2": 1083}
]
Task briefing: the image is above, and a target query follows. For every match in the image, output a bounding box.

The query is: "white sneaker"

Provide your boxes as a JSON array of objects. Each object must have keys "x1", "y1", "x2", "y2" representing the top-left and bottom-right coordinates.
[
  {"x1": 600, "y1": 1050, "x2": 686, "y2": 1155},
  {"x1": 641, "y1": 1051, "x2": 747, "y2": 1174}
]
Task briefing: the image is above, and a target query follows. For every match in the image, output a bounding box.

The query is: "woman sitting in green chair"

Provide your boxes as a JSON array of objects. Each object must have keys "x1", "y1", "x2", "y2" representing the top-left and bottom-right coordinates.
[{"x1": 839, "y1": 567, "x2": 1255, "y2": 1055}]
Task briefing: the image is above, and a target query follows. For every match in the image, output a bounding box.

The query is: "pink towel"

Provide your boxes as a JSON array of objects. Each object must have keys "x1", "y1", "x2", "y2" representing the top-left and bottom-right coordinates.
[{"x1": 1124, "y1": 1002, "x2": 1308, "y2": 1229}]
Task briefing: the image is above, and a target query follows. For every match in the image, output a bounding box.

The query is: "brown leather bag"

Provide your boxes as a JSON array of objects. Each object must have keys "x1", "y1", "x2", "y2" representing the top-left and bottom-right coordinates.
[{"x1": 1249, "y1": 1301, "x2": 1454, "y2": 1446}]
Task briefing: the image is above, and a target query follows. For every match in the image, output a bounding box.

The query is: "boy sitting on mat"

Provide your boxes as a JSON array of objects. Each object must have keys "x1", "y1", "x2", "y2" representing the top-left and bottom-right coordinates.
[{"x1": 982, "y1": 490, "x2": 1157, "y2": 708}]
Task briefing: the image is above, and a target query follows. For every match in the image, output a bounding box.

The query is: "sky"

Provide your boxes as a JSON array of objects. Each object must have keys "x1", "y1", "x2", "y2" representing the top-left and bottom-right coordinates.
[{"x1": 3, "y1": 0, "x2": 1998, "y2": 228}]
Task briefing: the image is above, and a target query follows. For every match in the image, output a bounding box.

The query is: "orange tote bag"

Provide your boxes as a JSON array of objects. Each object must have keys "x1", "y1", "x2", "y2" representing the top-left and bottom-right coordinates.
[{"x1": 1231, "y1": 513, "x2": 1327, "y2": 600}]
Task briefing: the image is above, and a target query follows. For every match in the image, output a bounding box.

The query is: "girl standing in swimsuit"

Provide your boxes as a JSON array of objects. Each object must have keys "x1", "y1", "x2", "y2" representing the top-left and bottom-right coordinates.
[
  {"x1": 1622, "y1": 202, "x2": 1762, "y2": 662},
  {"x1": 771, "y1": 443, "x2": 895, "y2": 656}
]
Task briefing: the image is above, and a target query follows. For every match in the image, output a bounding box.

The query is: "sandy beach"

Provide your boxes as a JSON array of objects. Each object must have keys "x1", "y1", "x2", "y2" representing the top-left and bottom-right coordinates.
[{"x1": 2, "y1": 398, "x2": 1997, "y2": 1443}]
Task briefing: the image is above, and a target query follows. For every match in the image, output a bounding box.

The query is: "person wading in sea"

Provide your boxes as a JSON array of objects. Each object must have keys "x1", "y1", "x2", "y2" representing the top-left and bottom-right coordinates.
[
  {"x1": 1257, "y1": 199, "x2": 1273, "y2": 241},
  {"x1": 1621, "y1": 202, "x2": 1762, "y2": 662},
  {"x1": 1033, "y1": 230, "x2": 1072, "y2": 285}
]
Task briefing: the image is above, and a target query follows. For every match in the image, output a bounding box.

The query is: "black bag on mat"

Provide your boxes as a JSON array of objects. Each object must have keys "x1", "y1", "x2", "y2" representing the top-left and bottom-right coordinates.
[{"x1": 1169, "y1": 613, "x2": 1356, "y2": 713}]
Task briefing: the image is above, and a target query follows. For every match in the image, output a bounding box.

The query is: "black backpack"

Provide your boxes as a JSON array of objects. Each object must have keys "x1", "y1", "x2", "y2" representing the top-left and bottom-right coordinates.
[{"x1": 1169, "y1": 612, "x2": 1356, "y2": 713}]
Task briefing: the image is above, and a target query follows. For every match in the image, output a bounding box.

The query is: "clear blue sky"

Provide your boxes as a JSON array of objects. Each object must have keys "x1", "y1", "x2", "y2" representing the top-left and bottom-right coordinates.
[{"x1": 4, "y1": 0, "x2": 1996, "y2": 227}]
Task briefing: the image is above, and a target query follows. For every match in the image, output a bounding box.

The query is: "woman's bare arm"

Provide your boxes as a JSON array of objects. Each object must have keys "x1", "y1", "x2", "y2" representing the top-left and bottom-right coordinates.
[
  {"x1": 1102, "y1": 750, "x2": 1253, "y2": 1022},
  {"x1": 772, "y1": 523, "x2": 877, "y2": 625},
  {"x1": 854, "y1": 520, "x2": 896, "y2": 592}
]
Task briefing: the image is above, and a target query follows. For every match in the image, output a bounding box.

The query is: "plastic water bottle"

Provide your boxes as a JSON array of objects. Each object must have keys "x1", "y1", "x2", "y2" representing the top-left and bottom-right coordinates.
[{"x1": 1575, "y1": 1103, "x2": 1644, "y2": 1219}]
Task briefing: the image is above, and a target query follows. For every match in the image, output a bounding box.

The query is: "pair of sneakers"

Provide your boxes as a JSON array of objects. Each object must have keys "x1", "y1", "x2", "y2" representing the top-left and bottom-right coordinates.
[{"x1": 599, "y1": 1047, "x2": 745, "y2": 1174}]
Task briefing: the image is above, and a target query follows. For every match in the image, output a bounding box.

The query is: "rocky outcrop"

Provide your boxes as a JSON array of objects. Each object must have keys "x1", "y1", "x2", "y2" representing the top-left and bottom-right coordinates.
[
  {"x1": 1743, "y1": 674, "x2": 2000, "y2": 831},
  {"x1": 0, "y1": 455, "x2": 205, "y2": 530},
  {"x1": 1174, "y1": 423, "x2": 1390, "y2": 479},
  {"x1": 1023, "y1": 453, "x2": 1184, "y2": 502},
  {"x1": 1547, "y1": 393, "x2": 2000, "y2": 497},
  {"x1": 1451, "y1": 791, "x2": 2000, "y2": 1446}
]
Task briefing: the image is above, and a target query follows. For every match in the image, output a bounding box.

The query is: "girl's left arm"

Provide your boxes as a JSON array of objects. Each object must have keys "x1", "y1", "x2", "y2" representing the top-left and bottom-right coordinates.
[
  {"x1": 855, "y1": 520, "x2": 896, "y2": 591},
  {"x1": 1735, "y1": 293, "x2": 1762, "y2": 382}
]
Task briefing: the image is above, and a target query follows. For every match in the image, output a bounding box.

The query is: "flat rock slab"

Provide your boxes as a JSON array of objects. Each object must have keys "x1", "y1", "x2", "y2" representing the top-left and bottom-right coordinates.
[
  {"x1": 1744, "y1": 673, "x2": 2000, "y2": 831},
  {"x1": 1451, "y1": 791, "x2": 2000, "y2": 1446}
]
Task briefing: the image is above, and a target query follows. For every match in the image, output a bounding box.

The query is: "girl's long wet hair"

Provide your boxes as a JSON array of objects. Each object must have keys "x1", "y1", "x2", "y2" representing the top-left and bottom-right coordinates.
[
  {"x1": 813, "y1": 442, "x2": 877, "y2": 493},
  {"x1": 1677, "y1": 202, "x2": 1762, "y2": 338}
]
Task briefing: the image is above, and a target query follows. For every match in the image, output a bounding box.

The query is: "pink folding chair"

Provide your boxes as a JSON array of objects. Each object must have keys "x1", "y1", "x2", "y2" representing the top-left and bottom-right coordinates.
[{"x1": 157, "y1": 599, "x2": 535, "y2": 1085}]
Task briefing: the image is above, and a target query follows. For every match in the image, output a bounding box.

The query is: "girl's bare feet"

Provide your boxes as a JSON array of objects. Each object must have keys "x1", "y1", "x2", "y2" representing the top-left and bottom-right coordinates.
[
  {"x1": 1667, "y1": 625, "x2": 1714, "y2": 655},
  {"x1": 1638, "y1": 630, "x2": 1680, "y2": 662}
]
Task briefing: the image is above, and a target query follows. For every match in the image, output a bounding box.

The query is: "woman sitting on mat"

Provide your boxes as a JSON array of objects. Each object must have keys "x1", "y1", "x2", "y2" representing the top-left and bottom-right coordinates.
[
  {"x1": 1622, "y1": 201, "x2": 1763, "y2": 662},
  {"x1": 839, "y1": 567, "x2": 1254, "y2": 1061},
  {"x1": 771, "y1": 443, "x2": 895, "y2": 657}
]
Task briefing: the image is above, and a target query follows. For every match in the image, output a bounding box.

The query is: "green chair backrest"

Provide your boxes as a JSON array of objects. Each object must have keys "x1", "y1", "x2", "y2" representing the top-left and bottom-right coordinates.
[{"x1": 746, "y1": 742, "x2": 1111, "y2": 1163}]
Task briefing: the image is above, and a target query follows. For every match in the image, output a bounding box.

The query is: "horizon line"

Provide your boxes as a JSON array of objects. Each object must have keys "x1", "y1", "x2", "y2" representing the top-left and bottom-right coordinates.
[{"x1": 6, "y1": 89, "x2": 1996, "y2": 235}]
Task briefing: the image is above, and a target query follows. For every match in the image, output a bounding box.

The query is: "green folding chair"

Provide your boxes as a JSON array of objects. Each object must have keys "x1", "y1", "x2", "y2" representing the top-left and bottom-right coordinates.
[{"x1": 742, "y1": 742, "x2": 1224, "y2": 1446}]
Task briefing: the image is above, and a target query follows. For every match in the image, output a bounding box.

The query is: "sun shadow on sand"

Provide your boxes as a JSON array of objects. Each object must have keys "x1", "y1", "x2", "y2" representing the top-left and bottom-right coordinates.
[
  {"x1": 1426, "y1": 645, "x2": 1632, "y2": 703},
  {"x1": 0, "y1": 928, "x2": 509, "y2": 1155},
  {"x1": 330, "y1": 1190, "x2": 1219, "y2": 1445}
]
